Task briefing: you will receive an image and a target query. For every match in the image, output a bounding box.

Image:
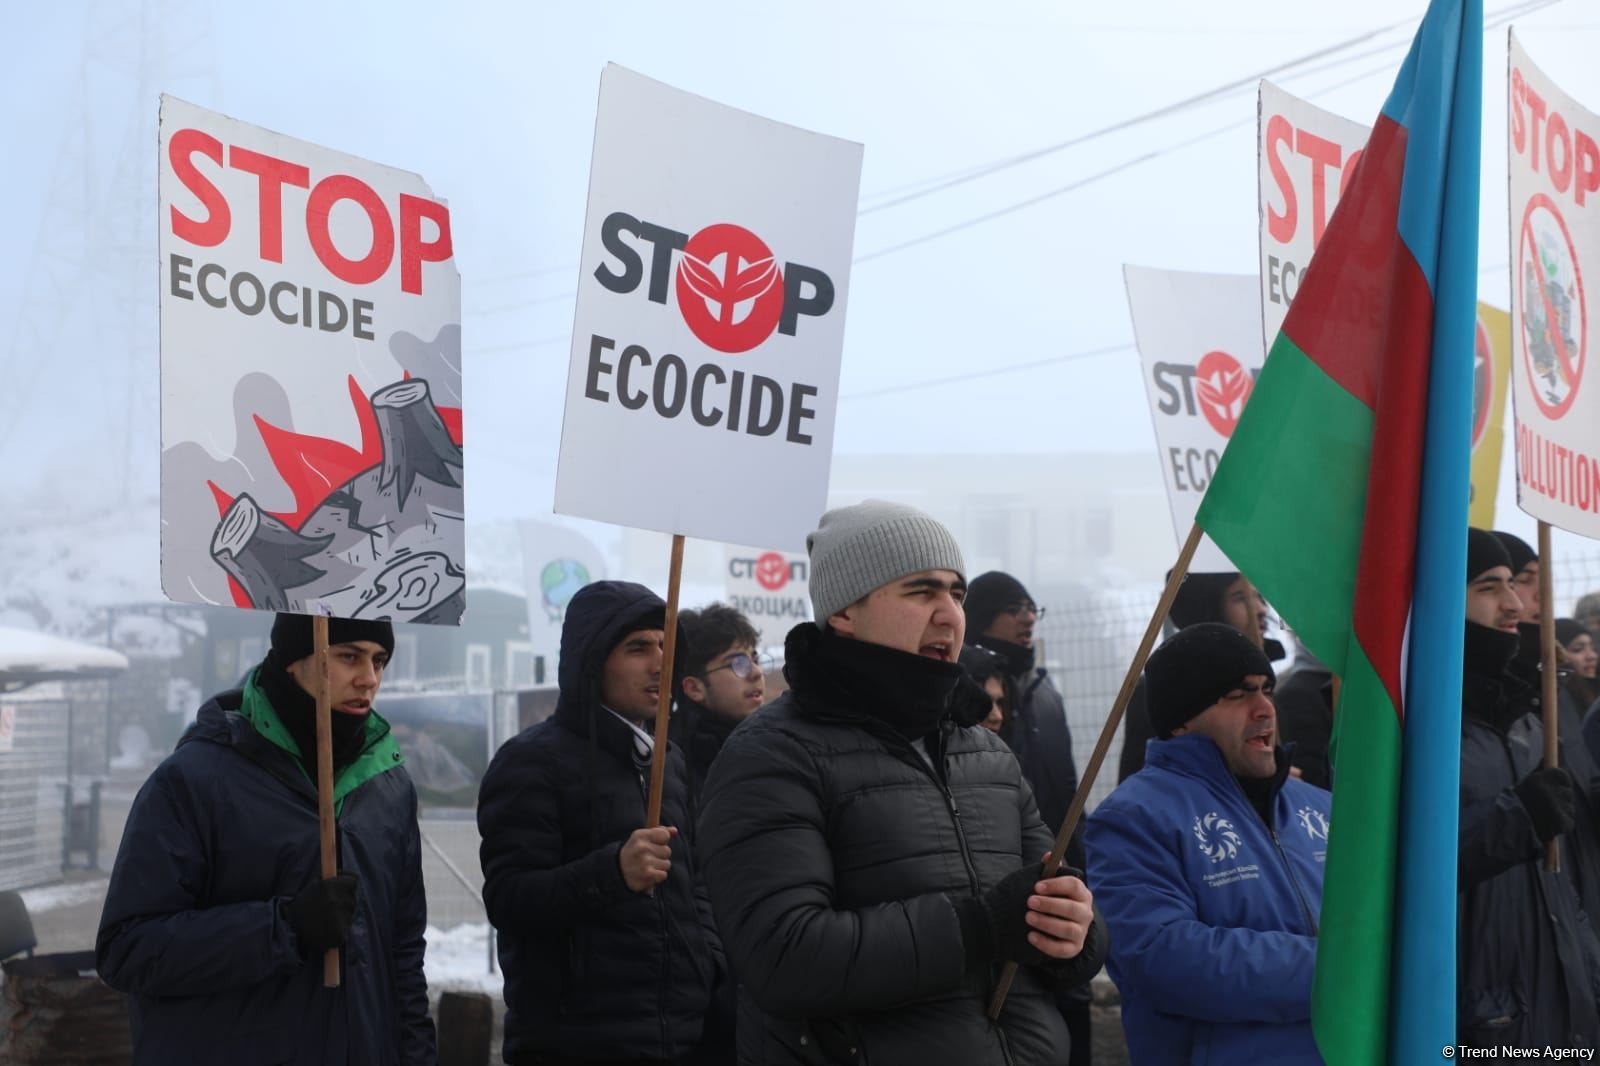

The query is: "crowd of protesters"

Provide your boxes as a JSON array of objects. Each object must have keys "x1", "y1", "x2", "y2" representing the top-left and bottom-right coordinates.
[{"x1": 91, "y1": 504, "x2": 1600, "y2": 1064}]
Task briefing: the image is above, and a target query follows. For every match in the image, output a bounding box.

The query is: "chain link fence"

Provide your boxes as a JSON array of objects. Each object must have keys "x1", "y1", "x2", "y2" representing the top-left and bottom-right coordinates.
[{"x1": 1031, "y1": 551, "x2": 1600, "y2": 819}]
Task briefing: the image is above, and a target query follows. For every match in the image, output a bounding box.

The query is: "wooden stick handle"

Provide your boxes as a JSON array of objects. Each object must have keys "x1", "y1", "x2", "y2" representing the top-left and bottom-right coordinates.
[
  {"x1": 1539, "y1": 522, "x2": 1561, "y2": 874},
  {"x1": 646, "y1": 535, "x2": 686, "y2": 829},
  {"x1": 988, "y1": 523, "x2": 1206, "y2": 1019},
  {"x1": 313, "y1": 615, "x2": 340, "y2": 988}
]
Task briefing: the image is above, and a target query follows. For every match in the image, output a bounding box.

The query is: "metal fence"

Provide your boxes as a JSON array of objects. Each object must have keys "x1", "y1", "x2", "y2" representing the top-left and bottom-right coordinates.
[
  {"x1": 0, "y1": 698, "x2": 71, "y2": 892},
  {"x1": 1031, "y1": 550, "x2": 1600, "y2": 818}
]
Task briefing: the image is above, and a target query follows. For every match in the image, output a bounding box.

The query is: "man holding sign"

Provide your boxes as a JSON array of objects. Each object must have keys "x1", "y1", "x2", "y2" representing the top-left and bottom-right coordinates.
[
  {"x1": 697, "y1": 501, "x2": 1105, "y2": 1066},
  {"x1": 478, "y1": 580, "x2": 720, "y2": 1065},
  {"x1": 97, "y1": 615, "x2": 435, "y2": 1066}
]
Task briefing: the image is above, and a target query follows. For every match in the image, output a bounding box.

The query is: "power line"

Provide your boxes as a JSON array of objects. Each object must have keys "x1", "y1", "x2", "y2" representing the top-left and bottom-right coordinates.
[
  {"x1": 859, "y1": 0, "x2": 1557, "y2": 217},
  {"x1": 853, "y1": 0, "x2": 1556, "y2": 266},
  {"x1": 465, "y1": 0, "x2": 1559, "y2": 313}
]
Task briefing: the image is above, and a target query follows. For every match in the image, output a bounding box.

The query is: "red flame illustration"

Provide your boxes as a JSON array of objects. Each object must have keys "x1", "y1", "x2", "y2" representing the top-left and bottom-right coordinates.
[{"x1": 209, "y1": 375, "x2": 464, "y2": 607}]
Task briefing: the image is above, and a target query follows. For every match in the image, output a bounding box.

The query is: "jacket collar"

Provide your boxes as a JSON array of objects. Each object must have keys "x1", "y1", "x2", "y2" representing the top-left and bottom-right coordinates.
[{"x1": 1143, "y1": 733, "x2": 1291, "y2": 806}]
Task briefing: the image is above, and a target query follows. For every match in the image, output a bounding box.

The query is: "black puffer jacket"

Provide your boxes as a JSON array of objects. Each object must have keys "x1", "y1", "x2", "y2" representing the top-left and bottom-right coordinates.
[
  {"x1": 697, "y1": 624, "x2": 1106, "y2": 1066},
  {"x1": 1458, "y1": 660, "x2": 1600, "y2": 1047},
  {"x1": 478, "y1": 581, "x2": 719, "y2": 1063}
]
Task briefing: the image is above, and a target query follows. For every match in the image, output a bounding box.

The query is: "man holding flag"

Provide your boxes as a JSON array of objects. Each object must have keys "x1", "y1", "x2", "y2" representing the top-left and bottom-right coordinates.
[{"x1": 1188, "y1": 0, "x2": 1484, "y2": 1059}]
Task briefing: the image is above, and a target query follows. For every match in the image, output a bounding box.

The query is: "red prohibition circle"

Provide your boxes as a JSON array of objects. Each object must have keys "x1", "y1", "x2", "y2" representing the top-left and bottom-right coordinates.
[
  {"x1": 754, "y1": 552, "x2": 790, "y2": 591},
  {"x1": 674, "y1": 223, "x2": 786, "y2": 354},
  {"x1": 1518, "y1": 193, "x2": 1587, "y2": 421},
  {"x1": 1193, "y1": 350, "x2": 1253, "y2": 438}
]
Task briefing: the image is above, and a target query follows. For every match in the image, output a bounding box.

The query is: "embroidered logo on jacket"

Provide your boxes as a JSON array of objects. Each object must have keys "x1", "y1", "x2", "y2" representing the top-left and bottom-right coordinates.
[
  {"x1": 1193, "y1": 812, "x2": 1244, "y2": 864},
  {"x1": 1296, "y1": 806, "x2": 1330, "y2": 842}
]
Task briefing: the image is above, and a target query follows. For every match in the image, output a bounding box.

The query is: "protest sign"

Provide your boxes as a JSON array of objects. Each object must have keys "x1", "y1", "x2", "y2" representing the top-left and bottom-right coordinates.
[
  {"x1": 520, "y1": 520, "x2": 609, "y2": 664},
  {"x1": 1124, "y1": 266, "x2": 1264, "y2": 572},
  {"x1": 1471, "y1": 302, "x2": 1512, "y2": 526},
  {"x1": 723, "y1": 546, "x2": 810, "y2": 634},
  {"x1": 159, "y1": 96, "x2": 463, "y2": 621},
  {"x1": 1509, "y1": 35, "x2": 1600, "y2": 537},
  {"x1": 554, "y1": 65, "x2": 862, "y2": 552},
  {"x1": 1258, "y1": 80, "x2": 1369, "y2": 346}
]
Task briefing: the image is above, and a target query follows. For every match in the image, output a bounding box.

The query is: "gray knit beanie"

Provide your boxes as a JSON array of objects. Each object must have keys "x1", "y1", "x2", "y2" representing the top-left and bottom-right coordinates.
[{"x1": 805, "y1": 500, "x2": 966, "y2": 622}]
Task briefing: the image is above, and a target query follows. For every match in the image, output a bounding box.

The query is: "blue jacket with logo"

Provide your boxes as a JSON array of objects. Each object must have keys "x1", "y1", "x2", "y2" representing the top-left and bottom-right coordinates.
[{"x1": 1086, "y1": 735, "x2": 1330, "y2": 1065}]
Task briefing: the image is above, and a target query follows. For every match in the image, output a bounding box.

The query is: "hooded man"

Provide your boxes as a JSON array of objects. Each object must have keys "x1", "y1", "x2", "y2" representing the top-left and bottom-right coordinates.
[
  {"x1": 1117, "y1": 572, "x2": 1286, "y2": 782},
  {"x1": 1492, "y1": 529, "x2": 1600, "y2": 931},
  {"x1": 478, "y1": 581, "x2": 720, "y2": 1066},
  {"x1": 697, "y1": 501, "x2": 1106, "y2": 1066},
  {"x1": 1086, "y1": 622, "x2": 1331, "y2": 1065},
  {"x1": 97, "y1": 615, "x2": 435, "y2": 1066},
  {"x1": 1458, "y1": 528, "x2": 1600, "y2": 1046}
]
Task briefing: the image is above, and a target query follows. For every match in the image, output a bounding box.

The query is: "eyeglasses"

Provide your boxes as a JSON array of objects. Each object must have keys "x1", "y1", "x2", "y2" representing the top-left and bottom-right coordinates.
[
  {"x1": 999, "y1": 602, "x2": 1046, "y2": 619},
  {"x1": 703, "y1": 652, "x2": 763, "y2": 681}
]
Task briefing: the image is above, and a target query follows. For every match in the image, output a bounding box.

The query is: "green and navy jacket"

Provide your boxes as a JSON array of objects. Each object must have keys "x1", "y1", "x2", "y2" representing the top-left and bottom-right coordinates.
[{"x1": 96, "y1": 675, "x2": 436, "y2": 1066}]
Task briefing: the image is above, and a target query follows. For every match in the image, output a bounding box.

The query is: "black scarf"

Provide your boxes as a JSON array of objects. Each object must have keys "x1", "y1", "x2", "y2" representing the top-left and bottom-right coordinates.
[
  {"x1": 784, "y1": 623, "x2": 992, "y2": 740},
  {"x1": 1515, "y1": 621, "x2": 1545, "y2": 671},
  {"x1": 1461, "y1": 622, "x2": 1527, "y2": 734},
  {"x1": 976, "y1": 636, "x2": 1036, "y2": 676},
  {"x1": 258, "y1": 651, "x2": 371, "y2": 777}
]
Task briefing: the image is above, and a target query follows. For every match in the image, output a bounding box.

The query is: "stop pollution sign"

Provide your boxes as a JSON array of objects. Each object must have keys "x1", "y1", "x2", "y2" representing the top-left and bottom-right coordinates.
[
  {"x1": 554, "y1": 65, "x2": 864, "y2": 551},
  {"x1": 1509, "y1": 34, "x2": 1600, "y2": 538}
]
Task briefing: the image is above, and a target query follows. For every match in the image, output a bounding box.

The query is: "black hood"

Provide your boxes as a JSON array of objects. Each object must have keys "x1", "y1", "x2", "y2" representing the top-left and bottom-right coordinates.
[{"x1": 554, "y1": 580, "x2": 683, "y2": 732}]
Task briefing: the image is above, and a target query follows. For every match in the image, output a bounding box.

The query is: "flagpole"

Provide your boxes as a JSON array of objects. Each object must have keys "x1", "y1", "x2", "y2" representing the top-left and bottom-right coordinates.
[
  {"x1": 988, "y1": 522, "x2": 1204, "y2": 1020},
  {"x1": 645, "y1": 534, "x2": 686, "y2": 828},
  {"x1": 1538, "y1": 521, "x2": 1561, "y2": 873}
]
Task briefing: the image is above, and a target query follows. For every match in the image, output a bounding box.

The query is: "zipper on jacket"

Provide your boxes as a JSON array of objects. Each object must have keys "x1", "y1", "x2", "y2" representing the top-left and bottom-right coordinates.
[
  {"x1": 943, "y1": 787, "x2": 983, "y2": 899},
  {"x1": 1224, "y1": 773, "x2": 1320, "y2": 937},
  {"x1": 1271, "y1": 828, "x2": 1320, "y2": 936}
]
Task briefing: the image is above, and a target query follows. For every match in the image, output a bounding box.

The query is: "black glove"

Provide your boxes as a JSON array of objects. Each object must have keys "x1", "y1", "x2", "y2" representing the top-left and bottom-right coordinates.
[
  {"x1": 282, "y1": 873, "x2": 359, "y2": 954},
  {"x1": 955, "y1": 862, "x2": 1049, "y2": 973},
  {"x1": 1515, "y1": 767, "x2": 1576, "y2": 844}
]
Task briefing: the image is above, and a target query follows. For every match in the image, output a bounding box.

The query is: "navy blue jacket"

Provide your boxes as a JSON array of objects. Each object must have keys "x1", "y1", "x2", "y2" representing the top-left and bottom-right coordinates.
[
  {"x1": 96, "y1": 689, "x2": 435, "y2": 1066},
  {"x1": 478, "y1": 580, "x2": 719, "y2": 1063},
  {"x1": 1086, "y1": 735, "x2": 1330, "y2": 1065}
]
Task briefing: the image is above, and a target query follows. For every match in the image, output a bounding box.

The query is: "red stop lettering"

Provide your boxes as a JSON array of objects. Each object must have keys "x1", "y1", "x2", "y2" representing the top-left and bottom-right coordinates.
[
  {"x1": 169, "y1": 129, "x2": 230, "y2": 247},
  {"x1": 1265, "y1": 114, "x2": 1296, "y2": 244},
  {"x1": 165, "y1": 128, "x2": 453, "y2": 295}
]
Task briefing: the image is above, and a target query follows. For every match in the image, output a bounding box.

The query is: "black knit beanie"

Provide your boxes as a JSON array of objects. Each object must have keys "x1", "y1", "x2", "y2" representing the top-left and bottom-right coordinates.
[
  {"x1": 1557, "y1": 618, "x2": 1589, "y2": 648},
  {"x1": 1168, "y1": 571, "x2": 1241, "y2": 630},
  {"x1": 1146, "y1": 622, "x2": 1274, "y2": 738},
  {"x1": 964, "y1": 572, "x2": 1031, "y2": 636},
  {"x1": 1467, "y1": 528, "x2": 1513, "y2": 584},
  {"x1": 271, "y1": 613, "x2": 396, "y2": 665},
  {"x1": 1491, "y1": 530, "x2": 1537, "y2": 576}
]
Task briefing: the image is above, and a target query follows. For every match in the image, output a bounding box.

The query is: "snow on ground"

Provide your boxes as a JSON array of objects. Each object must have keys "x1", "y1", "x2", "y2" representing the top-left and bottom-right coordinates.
[
  {"x1": 424, "y1": 922, "x2": 503, "y2": 997},
  {"x1": 19, "y1": 878, "x2": 109, "y2": 914}
]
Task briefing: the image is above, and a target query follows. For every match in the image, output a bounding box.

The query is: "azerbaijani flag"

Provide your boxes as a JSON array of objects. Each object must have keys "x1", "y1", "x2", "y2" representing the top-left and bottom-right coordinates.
[{"x1": 1195, "y1": 0, "x2": 1481, "y2": 1062}]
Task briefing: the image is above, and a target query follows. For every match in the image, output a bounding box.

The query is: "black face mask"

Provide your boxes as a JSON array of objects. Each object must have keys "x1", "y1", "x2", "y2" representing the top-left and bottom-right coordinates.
[
  {"x1": 784, "y1": 623, "x2": 970, "y2": 741},
  {"x1": 258, "y1": 652, "x2": 371, "y2": 775}
]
